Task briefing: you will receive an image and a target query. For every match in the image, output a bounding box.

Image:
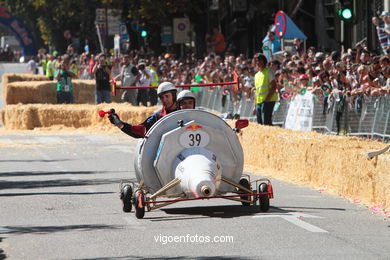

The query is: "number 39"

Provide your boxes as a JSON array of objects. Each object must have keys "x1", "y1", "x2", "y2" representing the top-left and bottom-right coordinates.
[{"x1": 188, "y1": 133, "x2": 201, "y2": 146}]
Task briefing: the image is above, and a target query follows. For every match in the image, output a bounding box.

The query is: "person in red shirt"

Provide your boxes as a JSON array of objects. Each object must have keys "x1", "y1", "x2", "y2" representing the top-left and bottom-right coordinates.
[{"x1": 211, "y1": 27, "x2": 226, "y2": 57}]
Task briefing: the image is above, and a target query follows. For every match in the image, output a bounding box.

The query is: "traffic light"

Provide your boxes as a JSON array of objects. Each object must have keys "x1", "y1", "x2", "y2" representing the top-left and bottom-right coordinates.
[
  {"x1": 338, "y1": 0, "x2": 354, "y2": 21},
  {"x1": 141, "y1": 29, "x2": 147, "y2": 37}
]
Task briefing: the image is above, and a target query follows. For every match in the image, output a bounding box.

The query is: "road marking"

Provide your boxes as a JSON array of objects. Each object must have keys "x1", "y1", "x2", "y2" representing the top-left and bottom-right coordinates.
[
  {"x1": 253, "y1": 212, "x2": 328, "y2": 233},
  {"x1": 281, "y1": 216, "x2": 328, "y2": 233}
]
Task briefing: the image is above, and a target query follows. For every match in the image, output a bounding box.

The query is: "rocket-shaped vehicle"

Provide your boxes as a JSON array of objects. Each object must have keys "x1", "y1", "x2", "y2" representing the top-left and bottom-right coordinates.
[{"x1": 117, "y1": 109, "x2": 273, "y2": 219}]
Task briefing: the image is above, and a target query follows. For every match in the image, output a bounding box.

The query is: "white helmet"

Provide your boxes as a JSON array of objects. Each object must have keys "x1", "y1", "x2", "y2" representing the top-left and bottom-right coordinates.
[
  {"x1": 157, "y1": 82, "x2": 177, "y2": 96},
  {"x1": 177, "y1": 90, "x2": 195, "y2": 103}
]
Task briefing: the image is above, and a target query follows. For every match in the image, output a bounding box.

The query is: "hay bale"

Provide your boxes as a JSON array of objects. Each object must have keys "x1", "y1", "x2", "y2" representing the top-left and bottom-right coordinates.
[
  {"x1": 5, "y1": 81, "x2": 56, "y2": 104},
  {"x1": 238, "y1": 123, "x2": 390, "y2": 214},
  {"x1": 4, "y1": 79, "x2": 124, "y2": 105},
  {"x1": 0, "y1": 103, "x2": 158, "y2": 130},
  {"x1": 2, "y1": 73, "x2": 48, "y2": 98}
]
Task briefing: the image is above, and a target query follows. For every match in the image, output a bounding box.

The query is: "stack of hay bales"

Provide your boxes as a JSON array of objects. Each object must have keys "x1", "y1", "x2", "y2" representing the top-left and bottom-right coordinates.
[
  {"x1": 0, "y1": 103, "x2": 157, "y2": 130},
  {"x1": 2, "y1": 73, "x2": 124, "y2": 104},
  {"x1": 238, "y1": 123, "x2": 390, "y2": 215}
]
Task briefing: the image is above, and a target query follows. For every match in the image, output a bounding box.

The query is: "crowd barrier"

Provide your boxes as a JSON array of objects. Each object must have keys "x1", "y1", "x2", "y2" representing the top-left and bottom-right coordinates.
[{"x1": 196, "y1": 86, "x2": 390, "y2": 140}]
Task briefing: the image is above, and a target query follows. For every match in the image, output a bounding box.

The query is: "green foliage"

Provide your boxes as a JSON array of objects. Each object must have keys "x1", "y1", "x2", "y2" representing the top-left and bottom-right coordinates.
[
  {"x1": 0, "y1": 0, "x2": 207, "y2": 53},
  {"x1": 126, "y1": 0, "x2": 205, "y2": 26}
]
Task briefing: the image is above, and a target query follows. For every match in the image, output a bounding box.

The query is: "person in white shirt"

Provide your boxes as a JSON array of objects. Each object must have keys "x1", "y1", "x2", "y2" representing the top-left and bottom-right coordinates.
[
  {"x1": 26, "y1": 56, "x2": 37, "y2": 74},
  {"x1": 115, "y1": 55, "x2": 140, "y2": 105},
  {"x1": 136, "y1": 59, "x2": 152, "y2": 106}
]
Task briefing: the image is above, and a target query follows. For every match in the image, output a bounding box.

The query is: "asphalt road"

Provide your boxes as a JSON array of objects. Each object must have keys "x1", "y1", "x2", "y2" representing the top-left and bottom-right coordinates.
[{"x1": 1, "y1": 131, "x2": 389, "y2": 260}]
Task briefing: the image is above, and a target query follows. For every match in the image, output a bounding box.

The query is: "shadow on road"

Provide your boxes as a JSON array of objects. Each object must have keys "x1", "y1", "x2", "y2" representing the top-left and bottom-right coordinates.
[
  {"x1": 147, "y1": 204, "x2": 346, "y2": 221},
  {"x1": 0, "y1": 170, "x2": 125, "y2": 177},
  {"x1": 0, "y1": 237, "x2": 6, "y2": 260},
  {"x1": 0, "y1": 178, "x2": 122, "y2": 190},
  {"x1": 1, "y1": 224, "x2": 121, "y2": 235},
  {"x1": 152, "y1": 205, "x2": 268, "y2": 220},
  {"x1": 0, "y1": 191, "x2": 114, "y2": 197},
  {"x1": 0, "y1": 159, "x2": 75, "y2": 163},
  {"x1": 73, "y1": 256, "x2": 252, "y2": 260}
]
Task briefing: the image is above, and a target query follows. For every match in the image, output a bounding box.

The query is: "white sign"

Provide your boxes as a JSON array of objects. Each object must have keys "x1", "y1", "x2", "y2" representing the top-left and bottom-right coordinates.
[
  {"x1": 173, "y1": 18, "x2": 190, "y2": 44},
  {"x1": 284, "y1": 91, "x2": 314, "y2": 131},
  {"x1": 95, "y1": 9, "x2": 122, "y2": 36},
  {"x1": 114, "y1": 34, "x2": 120, "y2": 51},
  {"x1": 107, "y1": 9, "x2": 121, "y2": 36},
  {"x1": 179, "y1": 130, "x2": 210, "y2": 148}
]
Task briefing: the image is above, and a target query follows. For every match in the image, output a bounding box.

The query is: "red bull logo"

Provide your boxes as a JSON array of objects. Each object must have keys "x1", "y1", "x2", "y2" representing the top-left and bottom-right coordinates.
[{"x1": 186, "y1": 123, "x2": 203, "y2": 131}]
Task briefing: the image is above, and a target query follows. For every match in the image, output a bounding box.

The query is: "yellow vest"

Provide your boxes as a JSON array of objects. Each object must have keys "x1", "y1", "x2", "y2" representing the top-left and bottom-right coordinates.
[
  {"x1": 150, "y1": 68, "x2": 159, "y2": 86},
  {"x1": 255, "y1": 67, "x2": 278, "y2": 103}
]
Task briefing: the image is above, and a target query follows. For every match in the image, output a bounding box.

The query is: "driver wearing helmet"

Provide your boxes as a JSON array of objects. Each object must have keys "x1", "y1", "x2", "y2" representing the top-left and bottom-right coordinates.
[
  {"x1": 108, "y1": 82, "x2": 178, "y2": 138},
  {"x1": 177, "y1": 90, "x2": 196, "y2": 109}
]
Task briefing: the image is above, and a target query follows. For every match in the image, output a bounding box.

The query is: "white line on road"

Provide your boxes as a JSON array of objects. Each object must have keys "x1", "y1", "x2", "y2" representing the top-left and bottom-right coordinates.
[
  {"x1": 253, "y1": 212, "x2": 328, "y2": 233},
  {"x1": 281, "y1": 216, "x2": 328, "y2": 233}
]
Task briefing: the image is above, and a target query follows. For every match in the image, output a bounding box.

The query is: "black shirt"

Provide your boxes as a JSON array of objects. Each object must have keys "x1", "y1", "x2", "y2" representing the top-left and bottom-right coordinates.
[{"x1": 95, "y1": 65, "x2": 111, "y2": 91}]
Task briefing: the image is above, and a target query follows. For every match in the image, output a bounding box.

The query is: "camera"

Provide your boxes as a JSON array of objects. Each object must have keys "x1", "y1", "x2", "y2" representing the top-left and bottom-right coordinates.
[{"x1": 138, "y1": 64, "x2": 145, "y2": 70}]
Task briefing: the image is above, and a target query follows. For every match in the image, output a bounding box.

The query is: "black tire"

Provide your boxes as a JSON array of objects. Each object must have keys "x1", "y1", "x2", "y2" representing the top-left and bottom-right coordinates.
[
  {"x1": 239, "y1": 178, "x2": 251, "y2": 206},
  {"x1": 121, "y1": 185, "x2": 133, "y2": 213},
  {"x1": 259, "y1": 183, "x2": 270, "y2": 212},
  {"x1": 134, "y1": 190, "x2": 145, "y2": 219}
]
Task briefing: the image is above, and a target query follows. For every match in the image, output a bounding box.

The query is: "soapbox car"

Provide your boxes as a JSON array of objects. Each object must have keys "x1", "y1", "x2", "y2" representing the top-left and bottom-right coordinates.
[{"x1": 116, "y1": 109, "x2": 274, "y2": 219}]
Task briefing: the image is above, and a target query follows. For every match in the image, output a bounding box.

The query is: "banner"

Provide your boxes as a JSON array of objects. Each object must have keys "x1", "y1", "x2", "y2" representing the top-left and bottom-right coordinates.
[
  {"x1": 0, "y1": 7, "x2": 36, "y2": 56},
  {"x1": 284, "y1": 91, "x2": 314, "y2": 131}
]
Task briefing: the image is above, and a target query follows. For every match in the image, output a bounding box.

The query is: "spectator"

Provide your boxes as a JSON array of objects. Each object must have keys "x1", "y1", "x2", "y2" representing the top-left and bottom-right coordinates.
[
  {"x1": 380, "y1": 11, "x2": 390, "y2": 45},
  {"x1": 253, "y1": 53, "x2": 278, "y2": 125},
  {"x1": 136, "y1": 59, "x2": 152, "y2": 106},
  {"x1": 372, "y1": 16, "x2": 388, "y2": 54},
  {"x1": 116, "y1": 54, "x2": 139, "y2": 105},
  {"x1": 55, "y1": 55, "x2": 77, "y2": 104},
  {"x1": 149, "y1": 62, "x2": 160, "y2": 106},
  {"x1": 69, "y1": 60, "x2": 79, "y2": 78},
  {"x1": 262, "y1": 31, "x2": 281, "y2": 62},
  {"x1": 292, "y1": 38, "x2": 304, "y2": 57},
  {"x1": 46, "y1": 54, "x2": 54, "y2": 80},
  {"x1": 211, "y1": 27, "x2": 226, "y2": 57},
  {"x1": 26, "y1": 56, "x2": 37, "y2": 74},
  {"x1": 92, "y1": 54, "x2": 112, "y2": 104},
  {"x1": 241, "y1": 66, "x2": 254, "y2": 102}
]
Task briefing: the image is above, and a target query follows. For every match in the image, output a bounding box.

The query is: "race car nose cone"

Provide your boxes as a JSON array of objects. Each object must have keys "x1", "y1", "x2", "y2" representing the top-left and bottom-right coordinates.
[{"x1": 201, "y1": 185, "x2": 211, "y2": 196}]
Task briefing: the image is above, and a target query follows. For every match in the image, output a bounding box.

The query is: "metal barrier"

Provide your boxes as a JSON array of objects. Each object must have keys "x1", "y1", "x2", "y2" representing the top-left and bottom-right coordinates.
[{"x1": 197, "y1": 86, "x2": 390, "y2": 140}]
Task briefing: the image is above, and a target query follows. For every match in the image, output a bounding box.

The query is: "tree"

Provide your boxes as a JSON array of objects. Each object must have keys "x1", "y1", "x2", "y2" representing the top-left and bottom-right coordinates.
[{"x1": 0, "y1": 0, "x2": 103, "y2": 53}]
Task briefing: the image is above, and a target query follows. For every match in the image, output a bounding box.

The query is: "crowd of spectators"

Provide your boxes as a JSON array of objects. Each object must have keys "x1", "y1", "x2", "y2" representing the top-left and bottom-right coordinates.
[
  {"x1": 0, "y1": 45, "x2": 18, "y2": 62},
  {"x1": 23, "y1": 12, "x2": 389, "y2": 118},
  {"x1": 31, "y1": 40, "x2": 389, "y2": 107}
]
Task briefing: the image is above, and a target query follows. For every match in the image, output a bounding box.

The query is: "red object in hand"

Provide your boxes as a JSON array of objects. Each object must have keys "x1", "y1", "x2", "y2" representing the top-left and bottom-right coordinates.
[{"x1": 98, "y1": 110, "x2": 113, "y2": 118}]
